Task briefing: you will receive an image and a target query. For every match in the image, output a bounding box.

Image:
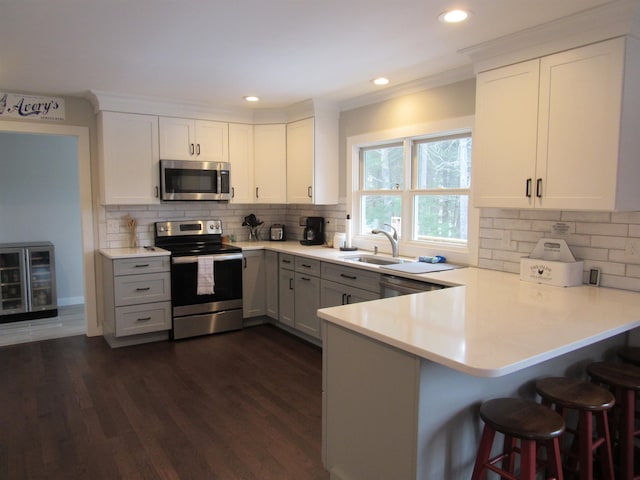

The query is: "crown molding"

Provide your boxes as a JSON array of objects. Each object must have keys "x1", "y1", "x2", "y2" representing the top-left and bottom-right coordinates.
[
  {"x1": 85, "y1": 90, "x2": 255, "y2": 123},
  {"x1": 460, "y1": 0, "x2": 640, "y2": 73},
  {"x1": 337, "y1": 65, "x2": 475, "y2": 112}
]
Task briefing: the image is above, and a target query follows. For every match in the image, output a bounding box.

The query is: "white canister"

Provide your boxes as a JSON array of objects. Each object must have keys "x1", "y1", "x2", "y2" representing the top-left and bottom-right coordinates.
[{"x1": 333, "y1": 232, "x2": 346, "y2": 250}]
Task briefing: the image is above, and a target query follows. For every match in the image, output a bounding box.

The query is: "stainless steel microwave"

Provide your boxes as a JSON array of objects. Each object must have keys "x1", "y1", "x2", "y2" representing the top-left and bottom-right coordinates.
[{"x1": 160, "y1": 159, "x2": 231, "y2": 201}]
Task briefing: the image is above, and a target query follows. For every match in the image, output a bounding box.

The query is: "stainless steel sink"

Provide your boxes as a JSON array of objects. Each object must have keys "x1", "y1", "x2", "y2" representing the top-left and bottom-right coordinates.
[{"x1": 342, "y1": 254, "x2": 407, "y2": 266}]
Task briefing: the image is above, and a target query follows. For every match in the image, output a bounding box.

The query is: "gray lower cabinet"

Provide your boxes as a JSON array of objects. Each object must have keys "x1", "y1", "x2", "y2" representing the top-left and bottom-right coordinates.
[
  {"x1": 265, "y1": 250, "x2": 279, "y2": 319},
  {"x1": 277, "y1": 253, "x2": 321, "y2": 339},
  {"x1": 320, "y1": 262, "x2": 380, "y2": 307},
  {"x1": 278, "y1": 254, "x2": 295, "y2": 327},
  {"x1": 242, "y1": 250, "x2": 266, "y2": 318},
  {"x1": 101, "y1": 253, "x2": 171, "y2": 348}
]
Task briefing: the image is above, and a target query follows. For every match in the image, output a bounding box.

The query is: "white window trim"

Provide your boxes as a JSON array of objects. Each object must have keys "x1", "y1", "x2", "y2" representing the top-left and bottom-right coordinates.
[{"x1": 346, "y1": 115, "x2": 479, "y2": 266}]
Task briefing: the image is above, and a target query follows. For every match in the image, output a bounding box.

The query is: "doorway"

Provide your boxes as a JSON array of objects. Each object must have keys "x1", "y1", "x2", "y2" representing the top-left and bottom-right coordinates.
[{"x1": 0, "y1": 120, "x2": 98, "y2": 339}]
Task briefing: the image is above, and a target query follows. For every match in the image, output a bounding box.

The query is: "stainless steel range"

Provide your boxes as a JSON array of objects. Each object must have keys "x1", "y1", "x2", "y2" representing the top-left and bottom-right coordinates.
[{"x1": 154, "y1": 219, "x2": 243, "y2": 340}]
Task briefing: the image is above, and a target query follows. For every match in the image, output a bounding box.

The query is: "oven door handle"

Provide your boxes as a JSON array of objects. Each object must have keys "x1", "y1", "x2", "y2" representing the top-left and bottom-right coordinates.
[{"x1": 171, "y1": 253, "x2": 243, "y2": 264}]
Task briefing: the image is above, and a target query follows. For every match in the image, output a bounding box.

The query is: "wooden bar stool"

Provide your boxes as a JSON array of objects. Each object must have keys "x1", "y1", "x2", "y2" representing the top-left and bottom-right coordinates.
[
  {"x1": 618, "y1": 347, "x2": 640, "y2": 367},
  {"x1": 471, "y1": 397, "x2": 565, "y2": 480},
  {"x1": 535, "y1": 377, "x2": 615, "y2": 480},
  {"x1": 588, "y1": 361, "x2": 640, "y2": 480}
]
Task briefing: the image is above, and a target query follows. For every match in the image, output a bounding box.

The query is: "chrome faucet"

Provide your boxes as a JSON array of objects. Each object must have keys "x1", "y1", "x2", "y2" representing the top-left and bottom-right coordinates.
[{"x1": 371, "y1": 224, "x2": 399, "y2": 257}]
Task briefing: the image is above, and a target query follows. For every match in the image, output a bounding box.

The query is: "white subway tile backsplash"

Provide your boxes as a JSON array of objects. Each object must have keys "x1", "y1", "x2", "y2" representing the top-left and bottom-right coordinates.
[
  {"x1": 575, "y1": 223, "x2": 628, "y2": 236},
  {"x1": 561, "y1": 211, "x2": 611, "y2": 223},
  {"x1": 611, "y1": 212, "x2": 640, "y2": 224},
  {"x1": 629, "y1": 225, "x2": 640, "y2": 237},
  {"x1": 493, "y1": 218, "x2": 533, "y2": 230},
  {"x1": 591, "y1": 235, "x2": 628, "y2": 250},
  {"x1": 519, "y1": 210, "x2": 561, "y2": 221},
  {"x1": 480, "y1": 208, "x2": 640, "y2": 293}
]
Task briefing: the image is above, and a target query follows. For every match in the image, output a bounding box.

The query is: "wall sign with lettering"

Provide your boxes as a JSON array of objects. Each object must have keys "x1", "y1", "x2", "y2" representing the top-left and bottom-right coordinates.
[{"x1": 0, "y1": 92, "x2": 65, "y2": 121}]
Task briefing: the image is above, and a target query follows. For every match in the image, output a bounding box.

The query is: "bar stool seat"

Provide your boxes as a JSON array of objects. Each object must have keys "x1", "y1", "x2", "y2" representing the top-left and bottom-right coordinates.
[
  {"x1": 588, "y1": 361, "x2": 640, "y2": 480},
  {"x1": 471, "y1": 397, "x2": 565, "y2": 480},
  {"x1": 618, "y1": 347, "x2": 640, "y2": 367},
  {"x1": 535, "y1": 377, "x2": 615, "y2": 480}
]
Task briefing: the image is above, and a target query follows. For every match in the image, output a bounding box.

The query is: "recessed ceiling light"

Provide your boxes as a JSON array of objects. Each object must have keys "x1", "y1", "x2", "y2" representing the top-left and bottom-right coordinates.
[
  {"x1": 243, "y1": 96, "x2": 259, "y2": 102},
  {"x1": 439, "y1": 9, "x2": 471, "y2": 23},
  {"x1": 372, "y1": 77, "x2": 389, "y2": 86}
]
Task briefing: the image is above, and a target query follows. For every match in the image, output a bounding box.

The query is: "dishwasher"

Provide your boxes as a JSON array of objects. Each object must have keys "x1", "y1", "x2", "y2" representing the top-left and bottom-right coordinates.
[{"x1": 380, "y1": 274, "x2": 447, "y2": 298}]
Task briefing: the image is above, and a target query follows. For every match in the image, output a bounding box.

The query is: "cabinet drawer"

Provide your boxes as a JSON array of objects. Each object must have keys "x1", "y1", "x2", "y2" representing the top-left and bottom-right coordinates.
[
  {"x1": 279, "y1": 253, "x2": 295, "y2": 270},
  {"x1": 295, "y1": 257, "x2": 321, "y2": 276},
  {"x1": 115, "y1": 301, "x2": 171, "y2": 337},
  {"x1": 321, "y1": 262, "x2": 380, "y2": 293},
  {"x1": 114, "y1": 272, "x2": 171, "y2": 306},
  {"x1": 114, "y1": 256, "x2": 170, "y2": 276}
]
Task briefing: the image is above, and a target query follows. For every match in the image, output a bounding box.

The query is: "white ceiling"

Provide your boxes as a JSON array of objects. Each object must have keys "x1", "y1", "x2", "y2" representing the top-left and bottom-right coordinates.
[{"x1": 0, "y1": 0, "x2": 628, "y2": 111}]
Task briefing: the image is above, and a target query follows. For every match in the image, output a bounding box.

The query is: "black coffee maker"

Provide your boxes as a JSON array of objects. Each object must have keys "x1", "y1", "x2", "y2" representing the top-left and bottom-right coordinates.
[{"x1": 300, "y1": 217, "x2": 325, "y2": 245}]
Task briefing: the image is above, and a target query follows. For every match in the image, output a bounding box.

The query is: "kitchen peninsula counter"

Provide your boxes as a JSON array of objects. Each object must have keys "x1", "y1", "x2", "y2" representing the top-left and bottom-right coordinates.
[{"x1": 314, "y1": 266, "x2": 640, "y2": 479}]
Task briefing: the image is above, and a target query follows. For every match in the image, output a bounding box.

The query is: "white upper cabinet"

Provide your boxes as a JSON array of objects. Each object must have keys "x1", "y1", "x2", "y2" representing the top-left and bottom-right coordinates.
[
  {"x1": 98, "y1": 111, "x2": 160, "y2": 205},
  {"x1": 473, "y1": 36, "x2": 640, "y2": 211},
  {"x1": 159, "y1": 117, "x2": 229, "y2": 162},
  {"x1": 254, "y1": 124, "x2": 287, "y2": 204},
  {"x1": 286, "y1": 115, "x2": 338, "y2": 205},
  {"x1": 287, "y1": 118, "x2": 314, "y2": 204},
  {"x1": 228, "y1": 123, "x2": 254, "y2": 204}
]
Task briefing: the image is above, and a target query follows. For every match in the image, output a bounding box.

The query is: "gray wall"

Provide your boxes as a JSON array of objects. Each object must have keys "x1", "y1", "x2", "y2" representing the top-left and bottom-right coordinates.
[{"x1": 0, "y1": 132, "x2": 84, "y2": 304}]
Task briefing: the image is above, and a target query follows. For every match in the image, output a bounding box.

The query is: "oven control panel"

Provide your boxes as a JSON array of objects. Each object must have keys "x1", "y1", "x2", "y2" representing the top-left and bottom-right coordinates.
[
  {"x1": 206, "y1": 220, "x2": 222, "y2": 234},
  {"x1": 155, "y1": 219, "x2": 223, "y2": 237}
]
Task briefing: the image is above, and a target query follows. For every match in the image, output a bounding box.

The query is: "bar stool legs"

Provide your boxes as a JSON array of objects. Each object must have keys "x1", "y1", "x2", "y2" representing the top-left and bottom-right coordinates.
[
  {"x1": 588, "y1": 361, "x2": 640, "y2": 480},
  {"x1": 471, "y1": 397, "x2": 565, "y2": 480},
  {"x1": 535, "y1": 377, "x2": 615, "y2": 480}
]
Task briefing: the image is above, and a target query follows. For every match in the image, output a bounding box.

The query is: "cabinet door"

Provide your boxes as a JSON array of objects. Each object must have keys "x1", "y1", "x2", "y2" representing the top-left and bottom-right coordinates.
[
  {"x1": 159, "y1": 117, "x2": 195, "y2": 160},
  {"x1": 287, "y1": 117, "x2": 314, "y2": 204},
  {"x1": 472, "y1": 60, "x2": 539, "y2": 209},
  {"x1": 99, "y1": 112, "x2": 160, "y2": 205},
  {"x1": 265, "y1": 250, "x2": 279, "y2": 319},
  {"x1": 254, "y1": 124, "x2": 287, "y2": 203},
  {"x1": 195, "y1": 120, "x2": 229, "y2": 162},
  {"x1": 242, "y1": 250, "x2": 265, "y2": 318},
  {"x1": 229, "y1": 123, "x2": 255, "y2": 203},
  {"x1": 536, "y1": 39, "x2": 624, "y2": 210},
  {"x1": 321, "y1": 279, "x2": 379, "y2": 309},
  {"x1": 278, "y1": 266, "x2": 295, "y2": 327},
  {"x1": 294, "y1": 272, "x2": 321, "y2": 338}
]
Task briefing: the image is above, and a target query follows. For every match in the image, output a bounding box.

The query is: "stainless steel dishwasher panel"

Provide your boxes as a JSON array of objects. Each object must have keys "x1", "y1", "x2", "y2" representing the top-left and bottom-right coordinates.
[{"x1": 380, "y1": 274, "x2": 446, "y2": 298}]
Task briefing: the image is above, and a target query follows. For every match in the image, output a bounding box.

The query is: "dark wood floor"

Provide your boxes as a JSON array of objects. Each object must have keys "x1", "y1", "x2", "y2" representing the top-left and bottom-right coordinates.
[{"x1": 0, "y1": 325, "x2": 330, "y2": 480}]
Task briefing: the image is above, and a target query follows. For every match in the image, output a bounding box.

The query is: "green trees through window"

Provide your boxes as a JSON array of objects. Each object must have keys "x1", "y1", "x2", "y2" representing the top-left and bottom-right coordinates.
[{"x1": 358, "y1": 134, "x2": 471, "y2": 244}]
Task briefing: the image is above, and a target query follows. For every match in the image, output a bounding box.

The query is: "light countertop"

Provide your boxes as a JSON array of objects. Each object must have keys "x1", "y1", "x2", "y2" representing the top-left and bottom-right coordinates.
[
  {"x1": 318, "y1": 267, "x2": 640, "y2": 377},
  {"x1": 166, "y1": 240, "x2": 640, "y2": 377},
  {"x1": 99, "y1": 246, "x2": 171, "y2": 259}
]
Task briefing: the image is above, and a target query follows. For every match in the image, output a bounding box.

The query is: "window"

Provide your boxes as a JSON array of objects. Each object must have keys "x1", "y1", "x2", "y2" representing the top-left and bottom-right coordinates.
[{"x1": 351, "y1": 124, "x2": 476, "y2": 263}]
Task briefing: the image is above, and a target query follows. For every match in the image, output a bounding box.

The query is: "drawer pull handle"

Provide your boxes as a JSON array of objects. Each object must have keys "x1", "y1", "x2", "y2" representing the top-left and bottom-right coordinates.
[
  {"x1": 134, "y1": 264, "x2": 150, "y2": 268},
  {"x1": 301, "y1": 276, "x2": 310, "y2": 281},
  {"x1": 340, "y1": 273, "x2": 357, "y2": 280},
  {"x1": 282, "y1": 259, "x2": 291, "y2": 264},
  {"x1": 137, "y1": 317, "x2": 152, "y2": 321},
  {"x1": 301, "y1": 264, "x2": 311, "y2": 268},
  {"x1": 135, "y1": 287, "x2": 151, "y2": 291}
]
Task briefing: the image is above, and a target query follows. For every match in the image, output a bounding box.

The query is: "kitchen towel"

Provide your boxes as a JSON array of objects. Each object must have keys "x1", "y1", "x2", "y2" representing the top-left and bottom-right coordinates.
[{"x1": 197, "y1": 256, "x2": 215, "y2": 295}]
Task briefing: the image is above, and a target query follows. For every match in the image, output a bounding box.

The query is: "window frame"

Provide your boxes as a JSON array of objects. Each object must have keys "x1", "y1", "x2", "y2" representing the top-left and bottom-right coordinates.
[{"x1": 346, "y1": 116, "x2": 479, "y2": 266}]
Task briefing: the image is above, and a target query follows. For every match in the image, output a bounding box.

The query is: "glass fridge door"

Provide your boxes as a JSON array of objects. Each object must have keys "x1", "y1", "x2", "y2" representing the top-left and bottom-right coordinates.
[
  {"x1": 27, "y1": 246, "x2": 57, "y2": 311},
  {"x1": 0, "y1": 248, "x2": 27, "y2": 315}
]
